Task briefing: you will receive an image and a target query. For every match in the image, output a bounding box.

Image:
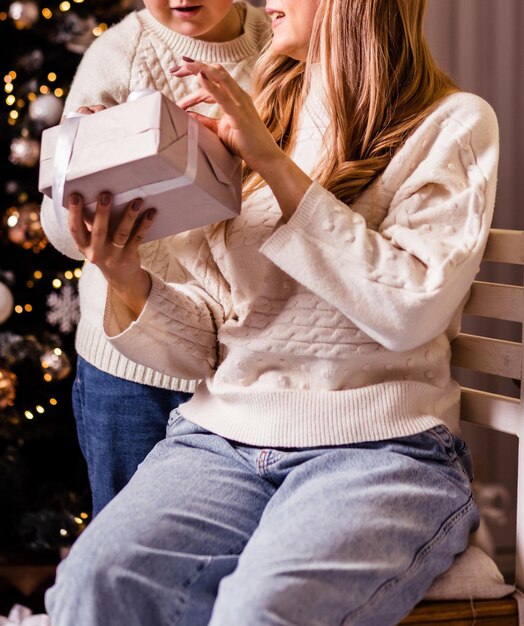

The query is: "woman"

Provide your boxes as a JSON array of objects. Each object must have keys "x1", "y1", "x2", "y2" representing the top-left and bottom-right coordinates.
[{"x1": 46, "y1": 0, "x2": 499, "y2": 624}]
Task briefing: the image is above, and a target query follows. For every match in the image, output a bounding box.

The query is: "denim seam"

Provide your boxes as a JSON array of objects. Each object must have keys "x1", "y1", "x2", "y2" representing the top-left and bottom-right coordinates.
[
  {"x1": 167, "y1": 539, "x2": 248, "y2": 626},
  {"x1": 426, "y1": 427, "x2": 455, "y2": 456},
  {"x1": 340, "y1": 496, "x2": 477, "y2": 625}
]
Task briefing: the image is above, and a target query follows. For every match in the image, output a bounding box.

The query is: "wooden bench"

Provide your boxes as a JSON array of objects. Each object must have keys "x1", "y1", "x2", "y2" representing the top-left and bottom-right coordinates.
[{"x1": 401, "y1": 229, "x2": 524, "y2": 624}]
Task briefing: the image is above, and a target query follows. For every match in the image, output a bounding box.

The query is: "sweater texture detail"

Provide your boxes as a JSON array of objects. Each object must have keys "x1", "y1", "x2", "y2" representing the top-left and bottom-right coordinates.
[{"x1": 103, "y1": 87, "x2": 500, "y2": 447}]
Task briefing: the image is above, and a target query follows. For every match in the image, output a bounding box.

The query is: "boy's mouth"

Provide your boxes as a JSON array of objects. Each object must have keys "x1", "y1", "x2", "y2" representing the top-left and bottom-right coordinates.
[{"x1": 171, "y1": 5, "x2": 203, "y2": 19}]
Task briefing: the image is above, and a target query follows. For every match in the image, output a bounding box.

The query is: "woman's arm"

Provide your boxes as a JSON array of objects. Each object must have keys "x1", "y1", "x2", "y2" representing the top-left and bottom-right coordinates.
[
  {"x1": 68, "y1": 192, "x2": 226, "y2": 380},
  {"x1": 175, "y1": 61, "x2": 312, "y2": 221},
  {"x1": 175, "y1": 63, "x2": 499, "y2": 351}
]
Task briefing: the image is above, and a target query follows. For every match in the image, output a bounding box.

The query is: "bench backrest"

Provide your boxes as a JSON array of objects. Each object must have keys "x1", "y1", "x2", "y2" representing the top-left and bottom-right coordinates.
[{"x1": 451, "y1": 228, "x2": 524, "y2": 589}]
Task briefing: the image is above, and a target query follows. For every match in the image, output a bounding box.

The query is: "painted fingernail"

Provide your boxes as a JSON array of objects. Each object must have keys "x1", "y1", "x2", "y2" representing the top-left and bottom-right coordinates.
[
  {"x1": 169, "y1": 65, "x2": 181, "y2": 73},
  {"x1": 131, "y1": 198, "x2": 142, "y2": 211},
  {"x1": 100, "y1": 192, "x2": 111, "y2": 206},
  {"x1": 182, "y1": 56, "x2": 195, "y2": 63},
  {"x1": 146, "y1": 209, "x2": 156, "y2": 220},
  {"x1": 69, "y1": 193, "x2": 80, "y2": 206},
  {"x1": 200, "y1": 71, "x2": 208, "y2": 80}
]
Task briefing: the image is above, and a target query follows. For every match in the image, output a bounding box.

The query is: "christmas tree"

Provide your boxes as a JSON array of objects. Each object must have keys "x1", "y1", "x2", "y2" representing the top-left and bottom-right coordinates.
[{"x1": 0, "y1": 0, "x2": 136, "y2": 565}]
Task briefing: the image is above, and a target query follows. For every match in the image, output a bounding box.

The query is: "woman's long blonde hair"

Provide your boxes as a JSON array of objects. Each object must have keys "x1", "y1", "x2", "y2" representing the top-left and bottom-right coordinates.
[{"x1": 244, "y1": 0, "x2": 456, "y2": 204}]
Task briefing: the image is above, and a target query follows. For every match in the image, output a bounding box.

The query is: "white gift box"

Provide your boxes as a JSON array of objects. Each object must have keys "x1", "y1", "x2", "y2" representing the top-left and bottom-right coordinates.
[{"x1": 38, "y1": 90, "x2": 242, "y2": 243}]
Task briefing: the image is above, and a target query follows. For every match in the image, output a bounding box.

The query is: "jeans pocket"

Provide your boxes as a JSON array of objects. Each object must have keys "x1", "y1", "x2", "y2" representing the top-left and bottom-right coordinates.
[{"x1": 424, "y1": 425, "x2": 474, "y2": 484}]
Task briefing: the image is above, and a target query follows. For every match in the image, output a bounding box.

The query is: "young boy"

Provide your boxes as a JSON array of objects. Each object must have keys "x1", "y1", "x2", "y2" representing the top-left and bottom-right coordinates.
[{"x1": 40, "y1": 0, "x2": 269, "y2": 516}]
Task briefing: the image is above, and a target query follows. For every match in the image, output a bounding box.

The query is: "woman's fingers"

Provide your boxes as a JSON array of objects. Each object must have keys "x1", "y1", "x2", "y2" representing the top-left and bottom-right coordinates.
[
  {"x1": 177, "y1": 88, "x2": 217, "y2": 110},
  {"x1": 110, "y1": 198, "x2": 143, "y2": 248},
  {"x1": 90, "y1": 192, "x2": 111, "y2": 241},
  {"x1": 67, "y1": 192, "x2": 156, "y2": 258},
  {"x1": 173, "y1": 60, "x2": 248, "y2": 108},
  {"x1": 67, "y1": 193, "x2": 90, "y2": 250},
  {"x1": 130, "y1": 209, "x2": 156, "y2": 248},
  {"x1": 186, "y1": 111, "x2": 220, "y2": 135},
  {"x1": 105, "y1": 199, "x2": 156, "y2": 253},
  {"x1": 198, "y1": 64, "x2": 247, "y2": 105}
]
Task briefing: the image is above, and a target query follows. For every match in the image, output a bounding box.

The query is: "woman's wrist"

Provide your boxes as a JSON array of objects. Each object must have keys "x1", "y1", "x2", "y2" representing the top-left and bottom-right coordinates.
[
  {"x1": 107, "y1": 267, "x2": 152, "y2": 319},
  {"x1": 254, "y1": 150, "x2": 313, "y2": 221}
]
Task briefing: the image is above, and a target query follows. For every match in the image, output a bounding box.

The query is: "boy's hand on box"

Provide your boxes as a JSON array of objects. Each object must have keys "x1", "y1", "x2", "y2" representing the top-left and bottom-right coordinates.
[
  {"x1": 76, "y1": 104, "x2": 107, "y2": 115},
  {"x1": 67, "y1": 192, "x2": 155, "y2": 318},
  {"x1": 174, "y1": 59, "x2": 282, "y2": 175}
]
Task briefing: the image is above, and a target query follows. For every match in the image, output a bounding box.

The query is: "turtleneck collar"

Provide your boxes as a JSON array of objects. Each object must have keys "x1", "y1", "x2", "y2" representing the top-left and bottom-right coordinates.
[{"x1": 138, "y1": 2, "x2": 263, "y2": 64}]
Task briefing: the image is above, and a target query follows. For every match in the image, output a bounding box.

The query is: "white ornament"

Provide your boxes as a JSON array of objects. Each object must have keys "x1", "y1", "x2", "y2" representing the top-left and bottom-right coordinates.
[
  {"x1": 9, "y1": 137, "x2": 40, "y2": 167},
  {"x1": 0, "y1": 282, "x2": 14, "y2": 324},
  {"x1": 8, "y1": 1, "x2": 39, "y2": 28},
  {"x1": 29, "y1": 93, "x2": 64, "y2": 127},
  {"x1": 46, "y1": 284, "x2": 80, "y2": 333}
]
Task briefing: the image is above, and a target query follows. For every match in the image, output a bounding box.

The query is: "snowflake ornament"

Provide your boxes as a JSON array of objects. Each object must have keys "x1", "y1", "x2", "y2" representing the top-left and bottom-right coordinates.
[{"x1": 46, "y1": 284, "x2": 80, "y2": 334}]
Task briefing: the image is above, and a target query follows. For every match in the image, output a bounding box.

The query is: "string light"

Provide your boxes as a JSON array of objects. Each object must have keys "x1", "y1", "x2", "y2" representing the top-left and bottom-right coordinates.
[
  {"x1": 39, "y1": 85, "x2": 50, "y2": 94},
  {"x1": 47, "y1": 72, "x2": 57, "y2": 82},
  {"x1": 25, "y1": 411, "x2": 34, "y2": 420},
  {"x1": 54, "y1": 88, "x2": 64, "y2": 97},
  {"x1": 59, "y1": 2, "x2": 71, "y2": 11},
  {"x1": 52, "y1": 279, "x2": 62, "y2": 288},
  {"x1": 42, "y1": 8, "x2": 52, "y2": 19}
]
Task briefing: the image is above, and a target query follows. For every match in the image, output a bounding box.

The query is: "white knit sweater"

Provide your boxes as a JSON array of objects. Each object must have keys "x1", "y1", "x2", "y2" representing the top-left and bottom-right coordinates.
[
  {"x1": 40, "y1": 3, "x2": 269, "y2": 392},
  {"x1": 104, "y1": 88, "x2": 500, "y2": 447}
]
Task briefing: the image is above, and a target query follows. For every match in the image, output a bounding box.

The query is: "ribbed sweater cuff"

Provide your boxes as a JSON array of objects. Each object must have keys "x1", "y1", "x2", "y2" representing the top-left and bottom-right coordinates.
[
  {"x1": 76, "y1": 319, "x2": 198, "y2": 392},
  {"x1": 260, "y1": 181, "x2": 324, "y2": 258}
]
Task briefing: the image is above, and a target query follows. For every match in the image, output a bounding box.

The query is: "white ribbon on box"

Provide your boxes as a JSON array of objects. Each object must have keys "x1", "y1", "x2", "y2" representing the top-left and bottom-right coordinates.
[{"x1": 51, "y1": 89, "x2": 199, "y2": 231}]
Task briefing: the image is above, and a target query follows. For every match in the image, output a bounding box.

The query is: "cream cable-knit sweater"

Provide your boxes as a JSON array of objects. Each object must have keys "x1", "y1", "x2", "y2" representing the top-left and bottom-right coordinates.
[
  {"x1": 105, "y1": 86, "x2": 499, "y2": 447},
  {"x1": 40, "y1": 3, "x2": 269, "y2": 392}
]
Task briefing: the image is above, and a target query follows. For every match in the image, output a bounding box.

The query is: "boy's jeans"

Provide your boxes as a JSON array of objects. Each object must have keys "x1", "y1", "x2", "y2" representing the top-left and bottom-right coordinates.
[
  {"x1": 46, "y1": 413, "x2": 479, "y2": 626},
  {"x1": 72, "y1": 357, "x2": 192, "y2": 515}
]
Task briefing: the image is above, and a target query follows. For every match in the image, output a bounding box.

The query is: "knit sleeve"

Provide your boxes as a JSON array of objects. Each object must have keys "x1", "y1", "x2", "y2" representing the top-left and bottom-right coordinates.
[
  {"x1": 40, "y1": 14, "x2": 140, "y2": 260},
  {"x1": 61, "y1": 13, "x2": 140, "y2": 114},
  {"x1": 103, "y1": 232, "x2": 232, "y2": 380},
  {"x1": 261, "y1": 94, "x2": 499, "y2": 352}
]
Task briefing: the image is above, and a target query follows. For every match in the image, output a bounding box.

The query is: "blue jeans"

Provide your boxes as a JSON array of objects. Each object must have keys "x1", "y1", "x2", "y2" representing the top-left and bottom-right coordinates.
[
  {"x1": 72, "y1": 357, "x2": 192, "y2": 515},
  {"x1": 46, "y1": 415, "x2": 479, "y2": 626}
]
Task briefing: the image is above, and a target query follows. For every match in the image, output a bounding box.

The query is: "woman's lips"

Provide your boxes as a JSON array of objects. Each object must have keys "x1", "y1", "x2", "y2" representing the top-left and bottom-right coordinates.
[{"x1": 265, "y1": 8, "x2": 286, "y2": 28}]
